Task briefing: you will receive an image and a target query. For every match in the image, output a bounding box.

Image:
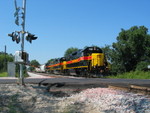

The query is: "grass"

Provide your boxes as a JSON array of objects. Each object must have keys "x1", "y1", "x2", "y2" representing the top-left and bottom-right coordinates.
[
  {"x1": 0, "y1": 72, "x2": 28, "y2": 78},
  {"x1": 106, "y1": 71, "x2": 150, "y2": 79},
  {"x1": 0, "y1": 72, "x2": 8, "y2": 77},
  {"x1": 15, "y1": 73, "x2": 29, "y2": 78}
]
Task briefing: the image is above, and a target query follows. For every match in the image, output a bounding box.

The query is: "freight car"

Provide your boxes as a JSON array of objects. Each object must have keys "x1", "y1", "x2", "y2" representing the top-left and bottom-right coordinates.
[{"x1": 45, "y1": 46, "x2": 109, "y2": 77}]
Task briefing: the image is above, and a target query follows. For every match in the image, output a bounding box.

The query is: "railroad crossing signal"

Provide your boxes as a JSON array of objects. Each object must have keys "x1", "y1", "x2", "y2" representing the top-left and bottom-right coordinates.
[
  {"x1": 26, "y1": 33, "x2": 37, "y2": 43},
  {"x1": 8, "y1": 32, "x2": 37, "y2": 44},
  {"x1": 14, "y1": 0, "x2": 21, "y2": 26},
  {"x1": 8, "y1": 31, "x2": 21, "y2": 44}
]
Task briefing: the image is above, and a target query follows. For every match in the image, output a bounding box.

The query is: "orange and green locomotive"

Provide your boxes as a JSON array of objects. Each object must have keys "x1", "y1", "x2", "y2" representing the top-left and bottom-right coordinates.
[{"x1": 45, "y1": 46, "x2": 109, "y2": 77}]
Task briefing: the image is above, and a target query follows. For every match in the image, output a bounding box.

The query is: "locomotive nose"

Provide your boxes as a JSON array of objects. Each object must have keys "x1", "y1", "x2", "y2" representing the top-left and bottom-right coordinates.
[{"x1": 91, "y1": 53, "x2": 104, "y2": 67}]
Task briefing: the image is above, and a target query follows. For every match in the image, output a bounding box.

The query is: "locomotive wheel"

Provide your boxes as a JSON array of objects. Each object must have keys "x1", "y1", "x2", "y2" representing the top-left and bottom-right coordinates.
[
  {"x1": 80, "y1": 69, "x2": 88, "y2": 77},
  {"x1": 86, "y1": 71, "x2": 91, "y2": 78},
  {"x1": 66, "y1": 69, "x2": 70, "y2": 76},
  {"x1": 75, "y1": 69, "x2": 80, "y2": 76}
]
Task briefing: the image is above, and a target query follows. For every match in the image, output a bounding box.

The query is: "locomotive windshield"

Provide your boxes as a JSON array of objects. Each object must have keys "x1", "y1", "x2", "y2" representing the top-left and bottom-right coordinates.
[{"x1": 82, "y1": 47, "x2": 103, "y2": 56}]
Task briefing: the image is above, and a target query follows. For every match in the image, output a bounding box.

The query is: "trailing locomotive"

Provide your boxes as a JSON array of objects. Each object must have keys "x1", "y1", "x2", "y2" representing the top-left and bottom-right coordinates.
[{"x1": 45, "y1": 46, "x2": 109, "y2": 77}]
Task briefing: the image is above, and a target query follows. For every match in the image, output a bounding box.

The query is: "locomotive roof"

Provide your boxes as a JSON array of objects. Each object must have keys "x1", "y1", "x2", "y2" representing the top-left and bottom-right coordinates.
[{"x1": 82, "y1": 46, "x2": 103, "y2": 53}]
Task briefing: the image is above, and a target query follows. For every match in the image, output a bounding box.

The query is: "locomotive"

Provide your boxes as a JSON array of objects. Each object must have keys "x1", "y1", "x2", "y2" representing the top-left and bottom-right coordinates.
[{"x1": 45, "y1": 46, "x2": 109, "y2": 77}]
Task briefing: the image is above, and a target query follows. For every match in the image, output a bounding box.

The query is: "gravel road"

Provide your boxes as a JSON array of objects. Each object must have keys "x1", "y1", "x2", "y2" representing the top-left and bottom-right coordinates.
[{"x1": 0, "y1": 84, "x2": 149, "y2": 113}]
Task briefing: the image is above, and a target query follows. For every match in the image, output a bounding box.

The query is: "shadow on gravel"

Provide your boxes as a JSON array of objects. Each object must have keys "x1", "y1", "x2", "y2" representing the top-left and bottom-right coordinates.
[
  {"x1": 44, "y1": 83, "x2": 102, "y2": 97},
  {"x1": 49, "y1": 91, "x2": 70, "y2": 97},
  {"x1": 46, "y1": 83, "x2": 73, "y2": 97},
  {"x1": 0, "y1": 94, "x2": 28, "y2": 113},
  {"x1": 34, "y1": 83, "x2": 73, "y2": 97},
  {"x1": 63, "y1": 101, "x2": 86, "y2": 113}
]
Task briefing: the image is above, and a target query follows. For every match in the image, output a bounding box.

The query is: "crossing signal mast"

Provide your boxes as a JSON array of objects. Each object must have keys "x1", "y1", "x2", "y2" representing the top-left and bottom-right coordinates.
[{"x1": 8, "y1": 0, "x2": 38, "y2": 85}]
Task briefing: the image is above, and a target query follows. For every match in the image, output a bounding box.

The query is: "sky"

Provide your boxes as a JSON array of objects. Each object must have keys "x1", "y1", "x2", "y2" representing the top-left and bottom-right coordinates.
[{"x1": 0, "y1": 0, "x2": 150, "y2": 64}]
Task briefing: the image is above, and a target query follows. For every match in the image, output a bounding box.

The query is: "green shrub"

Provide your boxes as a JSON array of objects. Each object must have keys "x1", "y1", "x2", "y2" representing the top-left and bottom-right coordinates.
[
  {"x1": 106, "y1": 70, "x2": 150, "y2": 79},
  {"x1": 136, "y1": 61, "x2": 150, "y2": 71}
]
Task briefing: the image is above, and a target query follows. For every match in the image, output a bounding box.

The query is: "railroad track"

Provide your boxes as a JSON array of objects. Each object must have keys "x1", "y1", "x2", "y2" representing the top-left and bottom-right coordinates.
[
  {"x1": 0, "y1": 72, "x2": 150, "y2": 95},
  {"x1": 109, "y1": 85, "x2": 150, "y2": 95}
]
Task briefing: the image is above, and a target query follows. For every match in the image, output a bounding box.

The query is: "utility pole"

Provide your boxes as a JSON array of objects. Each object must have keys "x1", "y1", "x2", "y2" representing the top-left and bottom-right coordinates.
[
  {"x1": 19, "y1": 0, "x2": 26, "y2": 85},
  {"x1": 4, "y1": 45, "x2": 6, "y2": 71}
]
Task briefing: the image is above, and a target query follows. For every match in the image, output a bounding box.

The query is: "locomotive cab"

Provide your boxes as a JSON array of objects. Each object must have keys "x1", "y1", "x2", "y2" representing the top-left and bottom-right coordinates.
[{"x1": 83, "y1": 47, "x2": 107, "y2": 75}]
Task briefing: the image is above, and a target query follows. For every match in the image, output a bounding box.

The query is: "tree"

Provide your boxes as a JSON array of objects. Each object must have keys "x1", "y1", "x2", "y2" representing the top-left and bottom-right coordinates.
[
  {"x1": 46, "y1": 59, "x2": 55, "y2": 64},
  {"x1": 30, "y1": 60, "x2": 40, "y2": 67},
  {"x1": 136, "y1": 61, "x2": 150, "y2": 71},
  {"x1": 29, "y1": 60, "x2": 40, "y2": 71},
  {"x1": 101, "y1": 45, "x2": 112, "y2": 62},
  {"x1": 0, "y1": 53, "x2": 13, "y2": 72},
  {"x1": 111, "y1": 26, "x2": 150, "y2": 73},
  {"x1": 64, "y1": 47, "x2": 79, "y2": 57}
]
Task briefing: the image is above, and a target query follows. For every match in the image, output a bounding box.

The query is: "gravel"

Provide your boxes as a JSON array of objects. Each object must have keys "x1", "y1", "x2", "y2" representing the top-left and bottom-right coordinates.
[
  {"x1": 0, "y1": 84, "x2": 149, "y2": 113},
  {"x1": 57, "y1": 88, "x2": 150, "y2": 113}
]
